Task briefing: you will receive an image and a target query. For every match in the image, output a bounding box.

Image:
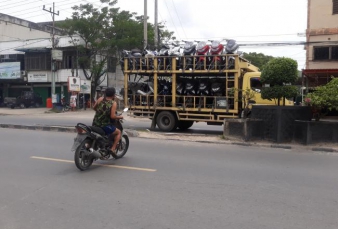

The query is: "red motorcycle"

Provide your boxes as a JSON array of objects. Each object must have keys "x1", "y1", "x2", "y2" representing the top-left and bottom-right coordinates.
[
  {"x1": 208, "y1": 39, "x2": 226, "y2": 70},
  {"x1": 195, "y1": 41, "x2": 210, "y2": 70}
]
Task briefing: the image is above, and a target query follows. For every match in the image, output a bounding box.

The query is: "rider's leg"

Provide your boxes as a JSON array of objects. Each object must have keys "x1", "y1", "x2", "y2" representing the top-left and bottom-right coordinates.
[{"x1": 110, "y1": 128, "x2": 121, "y2": 151}]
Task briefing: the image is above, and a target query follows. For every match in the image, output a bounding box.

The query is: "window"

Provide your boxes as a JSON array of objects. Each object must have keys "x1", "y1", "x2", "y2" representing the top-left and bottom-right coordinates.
[
  {"x1": 250, "y1": 77, "x2": 262, "y2": 93},
  {"x1": 25, "y1": 53, "x2": 50, "y2": 70},
  {"x1": 333, "y1": 0, "x2": 338, "y2": 14},
  {"x1": 63, "y1": 55, "x2": 75, "y2": 69},
  {"x1": 314, "y1": 47, "x2": 329, "y2": 60},
  {"x1": 107, "y1": 57, "x2": 117, "y2": 72},
  {"x1": 332, "y1": 47, "x2": 338, "y2": 60},
  {"x1": 313, "y1": 46, "x2": 338, "y2": 61}
]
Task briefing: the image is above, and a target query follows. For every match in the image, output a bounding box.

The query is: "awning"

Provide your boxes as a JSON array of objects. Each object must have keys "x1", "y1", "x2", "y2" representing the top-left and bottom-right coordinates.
[
  {"x1": 302, "y1": 69, "x2": 338, "y2": 87},
  {"x1": 15, "y1": 47, "x2": 50, "y2": 53}
]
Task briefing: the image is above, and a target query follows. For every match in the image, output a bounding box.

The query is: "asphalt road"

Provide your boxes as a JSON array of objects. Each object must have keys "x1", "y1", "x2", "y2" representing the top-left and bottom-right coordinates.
[
  {"x1": 1, "y1": 128, "x2": 338, "y2": 229},
  {"x1": 0, "y1": 108, "x2": 224, "y2": 135}
]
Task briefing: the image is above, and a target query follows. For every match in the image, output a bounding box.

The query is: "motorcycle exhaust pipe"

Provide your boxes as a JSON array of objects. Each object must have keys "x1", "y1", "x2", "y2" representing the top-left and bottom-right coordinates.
[{"x1": 89, "y1": 148, "x2": 102, "y2": 159}]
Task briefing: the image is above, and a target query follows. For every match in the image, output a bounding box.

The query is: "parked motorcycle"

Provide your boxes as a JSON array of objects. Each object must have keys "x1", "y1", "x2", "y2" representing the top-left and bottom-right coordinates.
[
  {"x1": 210, "y1": 79, "x2": 225, "y2": 96},
  {"x1": 181, "y1": 41, "x2": 196, "y2": 70},
  {"x1": 157, "y1": 79, "x2": 172, "y2": 106},
  {"x1": 184, "y1": 78, "x2": 198, "y2": 107},
  {"x1": 176, "y1": 79, "x2": 185, "y2": 106},
  {"x1": 143, "y1": 48, "x2": 157, "y2": 70},
  {"x1": 157, "y1": 43, "x2": 171, "y2": 70},
  {"x1": 208, "y1": 39, "x2": 226, "y2": 70},
  {"x1": 197, "y1": 79, "x2": 212, "y2": 108},
  {"x1": 195, "y1": 41, "x2": 210, "y2": 70},
  {"x1": 168, "y1": 42, "x2": 183, "y2": 70},
  {"x1": 120, "y1": 49, "x2": 144, "y2": 72},
  {"x1": 72, "y1": 108, "x2": 129, "y2": 171},
  {"x1": 223, "y1": 39, "x2": 239, "y2": 69}
]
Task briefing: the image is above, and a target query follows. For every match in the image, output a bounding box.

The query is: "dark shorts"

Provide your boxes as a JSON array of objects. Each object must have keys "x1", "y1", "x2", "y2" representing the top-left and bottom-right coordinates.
[{"x1": 102, "y1": 125, "x2": 116, "y2": 135}]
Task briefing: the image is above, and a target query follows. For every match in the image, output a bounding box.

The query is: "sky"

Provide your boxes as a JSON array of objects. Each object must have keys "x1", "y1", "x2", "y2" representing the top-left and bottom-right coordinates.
[{"x1": 0, "y1": 0, "x2": 308, "y2": 69}]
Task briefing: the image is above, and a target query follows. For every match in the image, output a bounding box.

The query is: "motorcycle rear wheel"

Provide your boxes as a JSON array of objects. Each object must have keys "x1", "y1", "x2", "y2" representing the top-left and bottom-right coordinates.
[
  {"x1": 112, "y1": 135, "x2": 129, "y2": 159},
  {"x1": 74, "y1": 139, "x2": 93, "y2": 171}
]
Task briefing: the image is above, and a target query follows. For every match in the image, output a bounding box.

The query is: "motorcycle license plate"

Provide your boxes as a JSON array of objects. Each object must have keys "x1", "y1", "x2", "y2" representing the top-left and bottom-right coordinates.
[{"x1": 71, "y1": 134, "x2": 87, "y2": 151}]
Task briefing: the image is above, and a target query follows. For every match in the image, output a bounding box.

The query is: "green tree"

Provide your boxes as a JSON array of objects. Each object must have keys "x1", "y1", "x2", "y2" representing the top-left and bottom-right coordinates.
[
  {"x1": 57, "y1": 0, "x2": 119, "y2": 98},
  {"x1": 242, "y1": 52, "x2": 275, "y2": 70},
  {"x1": 57, "y1": 0, "x2": 174, "y2": 99},
  {"x1": 260, "y1": 57, "x2": 299, "y2": 106}
]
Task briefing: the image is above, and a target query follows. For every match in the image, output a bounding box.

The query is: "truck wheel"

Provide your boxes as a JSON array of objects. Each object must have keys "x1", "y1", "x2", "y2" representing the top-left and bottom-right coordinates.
[
  {"x1": 177, "y1": 121, "x2": 194, "y2": 130},
  {"x1": 35, "y1": 103, "x2": 40, "y2": 108},
  {"x1": 156, "y1": 111, "x2": 177, "y2": 132},
  {"x1": 19, "y1": 103, "x2": 26, "y2": 109},
  {"x1": 10, "y1": 105, "x2": 15, "y2": 109}
]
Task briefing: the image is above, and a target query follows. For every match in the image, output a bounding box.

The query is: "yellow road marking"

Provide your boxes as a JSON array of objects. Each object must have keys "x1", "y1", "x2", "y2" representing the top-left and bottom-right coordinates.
[{"x1": 31, "y1": 156, "x2": 157, "y2": 172}]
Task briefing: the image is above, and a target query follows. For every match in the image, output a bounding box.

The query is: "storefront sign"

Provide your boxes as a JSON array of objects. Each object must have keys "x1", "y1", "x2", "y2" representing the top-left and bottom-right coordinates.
[
  {"x1": 0, "y1": 62, "x2": 21, "y2": 79},
  {"x1": 68, "y1": 76, "x2": 80, "y2": 92},
  {"x1": 80, "y1": 80, "x2": 91, "y2": 94},
  {"x1": 52, "y1": 50, "x2": 63, "y2": 61},
  {"x1": 28, "y1": 73, "x2": 48, "y2": 82}
]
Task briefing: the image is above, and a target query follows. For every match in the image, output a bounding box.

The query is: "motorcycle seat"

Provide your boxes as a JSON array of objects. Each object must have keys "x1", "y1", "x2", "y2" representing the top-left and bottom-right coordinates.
[
  {"x1": 131, "y1": 49, "x2": 142, "y2": 54},
  {"x1": 89, "y1": 126, "x2": 106, "y2": 135}
]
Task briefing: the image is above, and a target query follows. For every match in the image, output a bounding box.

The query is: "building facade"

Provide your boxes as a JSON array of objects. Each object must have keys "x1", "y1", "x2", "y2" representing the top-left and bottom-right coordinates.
[
  {"x1": 0, "y1": 13, "x2": 114, "y2": 107},
  {"x1": 303, "y1": 0, "x2": 338, "y2": 86}
]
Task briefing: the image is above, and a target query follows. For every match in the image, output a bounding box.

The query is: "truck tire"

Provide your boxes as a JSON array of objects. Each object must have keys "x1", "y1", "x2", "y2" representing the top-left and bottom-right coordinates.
[
  {"x1": 19, "y1": 103, "x2": 26, "y2": 109},
  {"x1": 35, "y1": 103, "x2": 40, "y2": 108},
  {"x1": 156, "y1": 111, "x2": 177, "y2": 132},
  {"x1": 177, "y1": 121, "x2": 194, "y2": 130}
]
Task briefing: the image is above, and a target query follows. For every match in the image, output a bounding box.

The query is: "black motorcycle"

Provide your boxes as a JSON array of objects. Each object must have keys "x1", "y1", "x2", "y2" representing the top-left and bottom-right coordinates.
[{"x1": 71, "y1": 108, "x2": 129, "y2": 171}]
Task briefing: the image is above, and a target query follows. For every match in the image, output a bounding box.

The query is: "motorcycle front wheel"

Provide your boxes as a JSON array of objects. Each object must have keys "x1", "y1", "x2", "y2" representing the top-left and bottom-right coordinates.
[
  {"x1": 112, "y1": 135, "x2": 129, "y2": 159},
  {"x1": 74, "y1": 139, "x2": 93, "y2": 171}
]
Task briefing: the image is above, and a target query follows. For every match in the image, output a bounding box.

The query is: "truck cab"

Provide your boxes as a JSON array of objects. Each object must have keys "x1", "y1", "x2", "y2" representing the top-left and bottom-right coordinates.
[{"x1": 242, "y1": 72, "x2": 294, "y2": 107}]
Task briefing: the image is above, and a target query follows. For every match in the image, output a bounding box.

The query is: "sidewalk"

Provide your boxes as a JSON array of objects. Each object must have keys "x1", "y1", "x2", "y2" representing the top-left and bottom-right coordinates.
[
  {"x1": 0, "y1": 107, "x2": 337, "y2": 153},
  {"x1": 0, "y1": 107, "x2": 95, "y2": 117}
]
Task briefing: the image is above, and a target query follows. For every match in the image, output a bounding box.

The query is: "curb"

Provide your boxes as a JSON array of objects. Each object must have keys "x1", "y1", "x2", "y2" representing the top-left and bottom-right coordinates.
[
  {"x1": 0, "y1": 124, "x2": 337, "y2": 153},
  {"x1": 0, "y1": 124, "x2": 139, "y2": 137}
]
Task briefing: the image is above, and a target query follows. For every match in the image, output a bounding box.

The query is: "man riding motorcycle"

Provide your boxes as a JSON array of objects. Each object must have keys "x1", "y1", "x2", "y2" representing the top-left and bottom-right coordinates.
[{"x1": 92, "y1": 87, "x2": 123, "y2": 154}]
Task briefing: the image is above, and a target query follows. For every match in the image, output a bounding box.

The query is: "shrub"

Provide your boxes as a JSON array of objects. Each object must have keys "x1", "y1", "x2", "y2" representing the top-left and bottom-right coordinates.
[
  {"x1": 305, "y1": 78, "x2": 338, "y2": 120},
  {"x1": 260, "y1": 57, "x2": 299, "y2": 105}
]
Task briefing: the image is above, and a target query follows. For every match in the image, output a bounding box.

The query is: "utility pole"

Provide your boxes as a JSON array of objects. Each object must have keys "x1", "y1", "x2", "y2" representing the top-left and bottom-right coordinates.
[
  {"x1": 144, "y1": 0, "x2": 148, "y2": 49},
  {"x1": 154, "y1": 0, "x2": 158, "y2": 50},
  {"x1": 43, "y1": 3, "x2": 59, "y2": 100}
]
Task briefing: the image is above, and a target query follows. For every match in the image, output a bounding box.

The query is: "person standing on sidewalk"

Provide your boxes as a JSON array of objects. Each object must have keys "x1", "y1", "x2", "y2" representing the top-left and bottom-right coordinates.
[
  {"x1": 92, "y1": 87, "x2": 123, "y2": 153},
  {"x1": 70, "y1": 92, "x2": 77, "y2": 111}
]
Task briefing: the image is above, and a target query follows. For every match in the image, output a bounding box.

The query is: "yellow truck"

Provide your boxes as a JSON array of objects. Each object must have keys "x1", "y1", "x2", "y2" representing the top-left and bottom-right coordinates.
[{"x1": 122, "y1": 54, "x2": 293, "y2": 131}]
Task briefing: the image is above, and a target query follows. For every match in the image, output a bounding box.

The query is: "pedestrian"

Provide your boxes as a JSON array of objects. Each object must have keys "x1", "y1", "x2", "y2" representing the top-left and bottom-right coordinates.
[
  {"x1": 70, "y1": 92, "x2": 77, "y2": 111},
  {"x1": 61, "y1": 96, "x2": 66, "y2": 112}
]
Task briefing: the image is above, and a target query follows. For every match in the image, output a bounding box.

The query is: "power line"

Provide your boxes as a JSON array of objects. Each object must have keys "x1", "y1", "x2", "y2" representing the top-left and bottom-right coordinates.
[
  {"x1": 0, "y1": 0, "x2": 85, "y2": 21},
  {"x1": 163, "y1": 0, "x2": 181, "y2": 40},
  {"x1": 170, "y1": 0, "x2": 187, "y2": 39},
  {"x1": 0, "y1": 0, "x2": 37, "y2": 10},
  {"x1": 4, "y1": 0, "x2": 108, "y2": 22}
]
